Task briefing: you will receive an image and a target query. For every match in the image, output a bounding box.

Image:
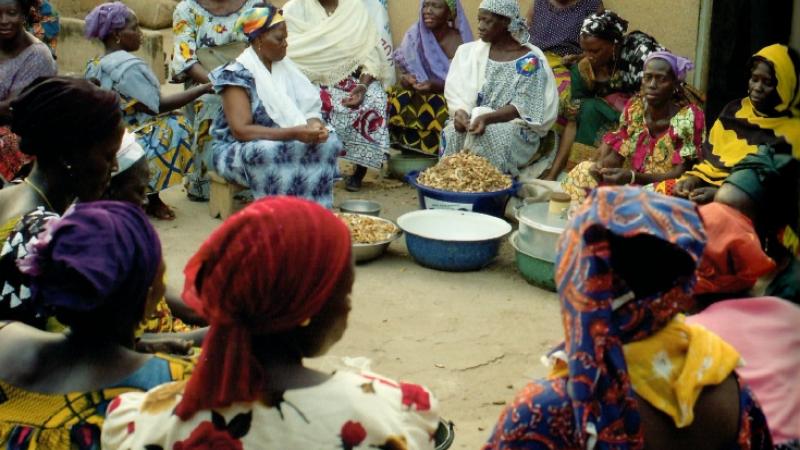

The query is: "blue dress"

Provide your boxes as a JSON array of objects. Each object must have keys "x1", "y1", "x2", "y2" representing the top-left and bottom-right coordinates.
[{"x1": 209, "y1": 62, "x2": 342, "y2": 208}]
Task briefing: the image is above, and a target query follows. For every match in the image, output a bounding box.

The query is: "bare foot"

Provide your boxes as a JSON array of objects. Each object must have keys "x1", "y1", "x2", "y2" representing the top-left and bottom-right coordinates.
[{"x1": 146, "y1": 193, "x2": 176, "y2": 220}]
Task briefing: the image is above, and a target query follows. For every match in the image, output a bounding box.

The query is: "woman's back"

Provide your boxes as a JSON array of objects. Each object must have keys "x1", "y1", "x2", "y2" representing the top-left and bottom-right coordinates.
[{"x1": 103, "y1": 370, "x2": 438, "y2": 449}]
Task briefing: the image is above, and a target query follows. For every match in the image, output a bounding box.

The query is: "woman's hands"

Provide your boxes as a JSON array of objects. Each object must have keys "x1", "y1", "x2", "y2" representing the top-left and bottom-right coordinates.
[
  {"x1": 292, "y1": 120, "x2": 329, "y2": 144},
  {"x1": 342, "y1": 84, "x2": 367, "y2": 108},
  {"x1": 454, "y1": 109, "x2": 471, "y2": 132}
]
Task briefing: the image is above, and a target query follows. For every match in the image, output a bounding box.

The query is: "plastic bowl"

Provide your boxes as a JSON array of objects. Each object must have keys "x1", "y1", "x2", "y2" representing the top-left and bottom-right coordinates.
[
  {"x1": 509, "y1": 231, "x2": 557, "y2": 292},
  {"x1": 340, "y1": 199, "x2": 381, "y2": 216},
  {"x1": 405, "y1": 171, "x2": 519, "y2": 218},
  {"x1": 388, "y1": 152, "x2": 438, "y2": 180},
  {"x1": 398, "y1": 209, "x2": 512, "y2": 271}
]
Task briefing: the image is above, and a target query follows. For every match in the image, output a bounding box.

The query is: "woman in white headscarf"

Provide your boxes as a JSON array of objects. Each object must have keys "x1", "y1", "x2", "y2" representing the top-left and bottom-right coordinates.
[
  {"x1": 282, "y1": 0, "x2": 395, "y2": 191},
  {"x1": 442, "y1": 0, "x2": 558, "y2": 177}
]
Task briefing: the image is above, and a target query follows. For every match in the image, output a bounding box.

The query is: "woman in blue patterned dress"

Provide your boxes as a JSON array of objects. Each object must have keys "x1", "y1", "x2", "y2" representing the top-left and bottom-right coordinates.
[
  {"x1": 84, "y1": 2, "x2": 212, "y2": 220},
  {"x1": 208, "y1": 5, "x2": 341, "y2": 207}
]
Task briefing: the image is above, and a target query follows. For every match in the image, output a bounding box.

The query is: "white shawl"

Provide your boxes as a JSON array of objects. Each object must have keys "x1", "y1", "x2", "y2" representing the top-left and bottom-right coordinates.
[
  {"x1": 235, "y1": 47, "x2": 322, "y2": 128},
  {"x1": 444, "y1": 40, "x2": 558, "y2": 136},
  {"x1": 282, "y1": 0, "x2": 394, "y2": 85}
]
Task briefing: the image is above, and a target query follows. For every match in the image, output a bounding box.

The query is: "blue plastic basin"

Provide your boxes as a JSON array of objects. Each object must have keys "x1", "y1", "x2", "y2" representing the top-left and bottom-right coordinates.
[
  {"x1": 398, "y1": 210, "x2": 512, "y2": 272},
  {"x1": 405, "y1": 171, "x2": 519, "y2": 218}
]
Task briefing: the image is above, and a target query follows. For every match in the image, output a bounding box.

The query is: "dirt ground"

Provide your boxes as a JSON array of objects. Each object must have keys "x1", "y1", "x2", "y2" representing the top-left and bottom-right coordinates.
[{"x1": 155, "y1": 175, "x2": 564, "y2": 449}]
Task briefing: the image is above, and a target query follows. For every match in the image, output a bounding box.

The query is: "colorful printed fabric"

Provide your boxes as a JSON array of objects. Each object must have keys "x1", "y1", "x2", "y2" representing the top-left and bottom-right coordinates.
[
  {"x1": 485, "y1": 187, "x2": 772, "y2": 450},
  {"x1": 138, "y1": 297, "x2": 193, "y2": 334},
  {"x1": 26, "y1": 0, "x2": 60, "y2": 56},
  {"x1": 171, "y1": 0, "x2": 260, "y2": 200},
  {"x1": 684, "y1": 44, "x2": 800, "y2": 187},
  {"x1": 210, "y1": 63, "x2": 341, "y2": 206},
  {"x1": 234, "y1": 5, "x2": 284, "y2": 41},
  {"x1": 529, "y1": 0, "x2": 602, "y2": 56},
  {"x1": 546, "y1": 52, "x2": 575, "y2": 135},
  {"x1": 387, "y1": 86, "x2": 448, "y2": 155},
  {"x1": 562, "y1": 96, "x2": 705, "y2": 204},
  {"x1": 0, "y1": 127, "x2": 27, "y2": 183},
  {"x1": 0, "y1": 354, "x2": 193, "y2": 450},
  {"x1": 85, "y1": 52, "x2": 193, "y2": 193},
  {"x1": 322, "y1": 76, "x2": 389, "y2": 170},
  {"x1": 102, "y1": 371, "x2": 439, "y2": 449},
  {"x1": 580, "y1": 9, "x2": 627, "y2": 43}
]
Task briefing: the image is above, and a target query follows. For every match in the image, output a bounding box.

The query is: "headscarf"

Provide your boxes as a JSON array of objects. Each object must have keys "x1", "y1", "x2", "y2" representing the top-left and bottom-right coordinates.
[
  {"x1": 393, "y1": 0, "x2": 473, "y2": 82},
  {"x1": 10, "y1": 77, "x2": 122, "y2": 159},
  {"x1": 685, "y1": 44, "x2": 800, "y2": 186},
  {"x1": 478, "y1": 0, "x2": 529, "y2": 44},
  {"x1": 554, "y1": 187, "x2": 706, "y2": 449},
  {"x1": 175, "y1": 196, "x2": 352, "y2": 419},
  {"x1": 695, "y1": 202, "x2": 775, "y2": 295},
  {"x1": 645, "y1": 50, "x2": 694, "y2": 82},
  {"x1": 17, "y1": 201, "x2": 161, "y2": 312},
  {"x1": 234, "y1": 4, "x2": 285, "y2": 42},
  {"x1": 580, "y1": 9, "x2": 628, "y2": 43},
  {"x1": 84, "y1": 2, "x2": 131, "y2": 40},
  {"x1": 113, "y1": 130, "x2": 145, "y2": 176}
]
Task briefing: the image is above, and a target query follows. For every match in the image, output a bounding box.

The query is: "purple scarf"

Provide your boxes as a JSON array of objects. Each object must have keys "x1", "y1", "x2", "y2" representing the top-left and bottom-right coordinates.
[{"x1": 393, "y1": 0, "x2": 473, "y2": 83}]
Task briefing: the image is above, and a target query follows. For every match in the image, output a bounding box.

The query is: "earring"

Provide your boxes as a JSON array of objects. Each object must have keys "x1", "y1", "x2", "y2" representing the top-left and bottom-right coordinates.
[
  {"x1": 299, "y1": 318, "x2": 311, "y2": 327},
  {"x1": 115, "y1": 37, "x2": 121, "y2": 44}
]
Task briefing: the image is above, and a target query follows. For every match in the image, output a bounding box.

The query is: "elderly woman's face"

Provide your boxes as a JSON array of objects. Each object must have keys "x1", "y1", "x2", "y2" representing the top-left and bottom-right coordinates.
[
  {"x1": 254, "y1": 22, "x2": 288, "y2": 64},
  {"x1": 0, "y1": 0, "x2": 25, "y2": 42},
  {"x1": 749, "y1": 60, "x2": 778, "y2": 113},
  {"x1": 642, "y1": 58, "x2": 676, "y2": 106},
  {"x1": 580, "y1": 34, "x2": 615, "y2": 70},
  {"x1": 422, "y1": 0, "x2": 451, "y2": 30},
  {"x1": 477, "y1": 9, "x2": 508, "y2": 43}
]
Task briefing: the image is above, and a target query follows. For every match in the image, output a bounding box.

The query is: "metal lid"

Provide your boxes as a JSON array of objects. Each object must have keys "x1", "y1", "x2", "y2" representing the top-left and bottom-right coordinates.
[{"x1": 516, "y1": 202, "x2": 568, "y2": 234}]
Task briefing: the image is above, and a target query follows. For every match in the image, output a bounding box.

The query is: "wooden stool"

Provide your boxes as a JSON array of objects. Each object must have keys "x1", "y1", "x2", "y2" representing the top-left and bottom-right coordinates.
[{"x1": 208, "y1": 172, "x2": 248, "y2": 219}]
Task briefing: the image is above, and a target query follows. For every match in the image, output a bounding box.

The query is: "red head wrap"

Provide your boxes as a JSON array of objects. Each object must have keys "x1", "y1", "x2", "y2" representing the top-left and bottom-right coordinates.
[{"x1": 175, "y1": 196, "x2": 352, "y2": 419}]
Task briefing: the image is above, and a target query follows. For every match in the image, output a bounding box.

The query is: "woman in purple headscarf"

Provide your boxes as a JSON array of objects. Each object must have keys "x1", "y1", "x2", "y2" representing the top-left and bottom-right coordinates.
[{"x1": 388, "y1": 0, "x2": 472, "y2": 156}]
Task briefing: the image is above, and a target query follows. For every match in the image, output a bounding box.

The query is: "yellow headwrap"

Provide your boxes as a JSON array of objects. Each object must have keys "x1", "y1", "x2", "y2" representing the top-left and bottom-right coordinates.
[{"x1": 235, "y1": 6, "x2": 285, "y2": 41}]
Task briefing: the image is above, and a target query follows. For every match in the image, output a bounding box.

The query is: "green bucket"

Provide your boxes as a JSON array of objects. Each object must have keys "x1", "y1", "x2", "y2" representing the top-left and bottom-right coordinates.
[
  {"x1": 509, "y1": 232, "x2": 557, "y2": 292},
  {"x1": 388, "y1": 152, "x2": 438, "y2": 180}
]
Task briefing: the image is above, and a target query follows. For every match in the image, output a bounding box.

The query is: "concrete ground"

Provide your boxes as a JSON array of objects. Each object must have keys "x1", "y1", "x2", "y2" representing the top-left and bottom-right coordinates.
[{"x1": 154, "y1": 176, "x2": 563, "y2": 449}]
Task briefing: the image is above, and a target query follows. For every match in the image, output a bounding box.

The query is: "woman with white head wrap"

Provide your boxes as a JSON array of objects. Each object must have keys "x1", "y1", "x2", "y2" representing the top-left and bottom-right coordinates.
[{"x1": 442, "y1": 0, "x2": 558, "y2": 177}]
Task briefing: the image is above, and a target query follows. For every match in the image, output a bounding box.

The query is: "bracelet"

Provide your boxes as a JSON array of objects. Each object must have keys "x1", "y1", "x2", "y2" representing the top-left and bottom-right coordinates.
[{"x1": 629, "y1": 170, "x2": 636, "y2": 185}]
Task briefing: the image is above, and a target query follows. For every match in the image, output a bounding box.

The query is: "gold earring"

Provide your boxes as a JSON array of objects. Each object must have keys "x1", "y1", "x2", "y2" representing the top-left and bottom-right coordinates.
[{"x1": 299, "y1": 318, "x2": 311, "y2": 327}]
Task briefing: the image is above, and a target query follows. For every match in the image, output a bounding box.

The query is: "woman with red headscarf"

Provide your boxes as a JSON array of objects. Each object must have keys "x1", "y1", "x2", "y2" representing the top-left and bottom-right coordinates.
[{"x1": 102, "y1": 196, "x2": 440, "y2": 450}]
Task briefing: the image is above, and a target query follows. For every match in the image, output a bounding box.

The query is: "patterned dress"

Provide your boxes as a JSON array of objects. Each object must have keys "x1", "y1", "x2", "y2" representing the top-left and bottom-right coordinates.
[
  {"x1": 102, "y1": 371, "x2": 439, "y2": 450},
  {"x1": 0, "y1": 350, "x2": 193, "y2": 450},
  {"x1": 210, "y1": 63, "x2": 342, "y2": 208},
  {"x1": 442, "y1": 51, "x2": 554, "y2": 177},
  {"x1": 171, "y1": 0, "x2": 261, "y2": 200},
  {"x1": 86, "y1": 51, "x2": 194, "y2": 193},
  {"x1": 0, "y1": 39, "x2": 56, "y2": 182},
  {"x1": 562, "y1": 95, "x2": 705, "y2": 204},
  {"x1": 26, "y1": 0, "x2": 60, "y2": 57}
]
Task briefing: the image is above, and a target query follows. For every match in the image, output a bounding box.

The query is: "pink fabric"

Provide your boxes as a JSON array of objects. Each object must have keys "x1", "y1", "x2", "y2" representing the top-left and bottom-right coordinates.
[{"x1": 686, "y1": 297, "x2": 800, "y2": 445}]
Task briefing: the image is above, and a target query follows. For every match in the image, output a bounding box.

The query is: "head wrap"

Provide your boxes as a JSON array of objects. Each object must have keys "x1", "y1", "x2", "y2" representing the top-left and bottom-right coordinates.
[
  {"x1": 751, "y1": 44, "x2": 800, "y2": 115},
  {"x1": 175, "y1": 196, "x2": 352, "y2": 419},
  {"x1": 478, "y1": 0, "x2": 529, "y2": 44},
  {"x1": 394, "y1": 0, "x2": 473, "y2": 82},
  {"x1": 695, "y1": 202, "x2": 775, "y2": 295},
  {"x1": 554, "y1": 187, "x2": 706, "y2": 449},
  {"x1": 234, "y1": 5, "x2": 285, "y2": 42},
  {"x1": 580, "y1": 9, "x2": 628, "y2": 43},
  {"x1": 10, "y1": 77, "x2": 122, "y2": 159},
  {"x1": 113, "y1": 130, "x2": 145, "y2": 177},
  {"x1": 84, "y1": 2, "x2": 132, "y2": 40},
  {"x1": 17, "y1": 201, "x2": 161, "y2": 312},
  {"x1": 645, "y1": 50, "x2": 694, "y2": 82}
]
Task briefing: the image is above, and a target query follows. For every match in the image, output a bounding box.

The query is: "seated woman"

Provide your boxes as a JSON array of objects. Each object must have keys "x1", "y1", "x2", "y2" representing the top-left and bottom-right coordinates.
[
  {"x1": 0, "y1": 0, "x2": 57, "y2": 184},
  {"x1": 283, "y1": 0, "x2": 395, "y2": 192},
  {"x1": 0, "y1": 77, "x2": 123, "y2": 326},
  {"x1": 389, "y1": 0, "x2": 472, "y2": 155},
  {"x1": 171, "y1": 0, "x2": 261, "y2": 201},
  {"x1": 484, "y1": 187, "x2": 773, "y2": 450},
  {"x1": 543, "y1": 10, "x2": 665, "y2": 179},
  {"x1": 209, "y1": 5, "x2": 342, "y2": 208},
  {"x1": 26, "y1": 0, "x2": 59, "y2": 56},
  {"x1": 0, "y1": 201, "x2": 193, "y2": 449},
  {"x1": 526, "y1": 0, "x2": 604, "y2": 136},
  {"x1": 562, "y1": 52, "x2": 705, "y2": 205},
  {"x1": 443, "y1": 0, "x2": 558, "y2": 177},
  {"x1": 84, "y1": 2, "x2": 212, "y2": 220},
  {"x1": 676, "y1": 44, "x2": 800, "y2": 204},
  {"x1": 102, "y1": 196, "x2": 440, "y2": 449}
]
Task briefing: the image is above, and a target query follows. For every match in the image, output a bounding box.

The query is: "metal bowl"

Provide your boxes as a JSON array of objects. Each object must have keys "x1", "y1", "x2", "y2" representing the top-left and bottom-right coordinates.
[
  {"x1": 340, "y1": 199, "x2": 382, "y2": 216},
  {"x1": 348, "y1": 215, "x2": 402, "y2": 263},
  {"x1": 515, "y1": 202, "x2": 567, "y2": 263}
]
